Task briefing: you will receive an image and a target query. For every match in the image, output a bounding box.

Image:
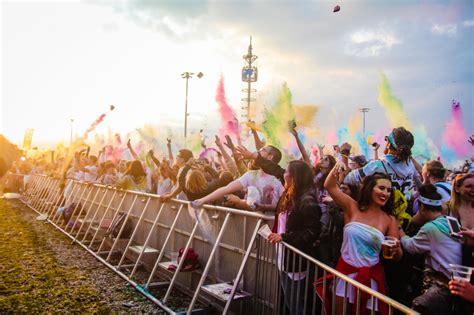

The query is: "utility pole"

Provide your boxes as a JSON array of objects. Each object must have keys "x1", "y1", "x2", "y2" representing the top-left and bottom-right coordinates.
[
  {"x1": 359, "y1": 107, "x2": 370, "y2": 138},
  {"x1": 181, "y1": 71, "x2": 203, "y2": 142}
]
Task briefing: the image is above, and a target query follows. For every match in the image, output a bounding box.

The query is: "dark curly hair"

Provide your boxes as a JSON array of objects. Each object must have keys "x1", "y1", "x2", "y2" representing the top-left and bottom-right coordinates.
[
  {"x1": 390, "y1": 127, "x2": 414, "y2": 162},
  {"x1": 358, "y1": 172, "x2": 394, "y2": 215}
]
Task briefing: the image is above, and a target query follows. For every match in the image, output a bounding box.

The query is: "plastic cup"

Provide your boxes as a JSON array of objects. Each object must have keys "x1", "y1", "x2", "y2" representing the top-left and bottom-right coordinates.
[
  {"x1": 382, "y1": 236, "x2": 397, "y2": 259},
  {"x1": 258, "y1": 224, "x2": 272, "y2": 240},
  {"x1": 171, "y1": 252, "x2": 179, "y2": 263},
  {"x1": 449, "y1": 264, "x2": 473, "y2": 282}
]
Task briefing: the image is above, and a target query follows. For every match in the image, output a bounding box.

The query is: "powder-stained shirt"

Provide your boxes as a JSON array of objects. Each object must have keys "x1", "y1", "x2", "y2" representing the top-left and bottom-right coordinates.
[{"x1": 401, "y1": 216, "x2": 462, "y2": 278}]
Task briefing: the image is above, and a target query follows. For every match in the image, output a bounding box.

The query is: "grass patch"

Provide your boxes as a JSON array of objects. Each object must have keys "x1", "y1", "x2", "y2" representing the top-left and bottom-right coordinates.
[{"x1": 0, "y1": 199, "x2": 110, "y2": 313}]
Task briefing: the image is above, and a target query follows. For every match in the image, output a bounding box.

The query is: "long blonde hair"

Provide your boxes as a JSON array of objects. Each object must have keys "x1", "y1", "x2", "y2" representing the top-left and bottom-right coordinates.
[
  {"x1": 185, "y1": 169, "x2": 208, "y2": 194},
  {"x1": 449, "y1": 173, "x2": 474, "y2": 217}
]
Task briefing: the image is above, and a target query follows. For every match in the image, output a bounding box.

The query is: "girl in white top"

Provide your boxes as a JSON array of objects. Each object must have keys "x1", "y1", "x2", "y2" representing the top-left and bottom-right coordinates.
[{"x1": 323, "y1": 164, "x2": 402, "y2": 314}]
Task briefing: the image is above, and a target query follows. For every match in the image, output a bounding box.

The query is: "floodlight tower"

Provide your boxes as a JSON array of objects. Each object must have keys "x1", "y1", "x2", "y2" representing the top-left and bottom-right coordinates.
[
  {"x1": 241, "y1": 36, "x2": 258, "y2": 135},
  {"x1": 181, "y1": 71, "x2": 204, "y2": 141}
]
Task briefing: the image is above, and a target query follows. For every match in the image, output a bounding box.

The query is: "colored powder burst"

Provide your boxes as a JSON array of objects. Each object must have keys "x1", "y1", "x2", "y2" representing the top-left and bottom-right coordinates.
[
  {"x1": 412, "y1": 126, "x2": 437, "y2": 160},
  {"x1": 216, "y1": 75, "x2": 240, "y2": 141},
  {"x1": 440, "y1": 144, "x2": 457, "y2": 166},
  {"x1": 199, "y1": 148, "x2": 218, "y2": 159},
  {"x1": 442, "y1": 100, "x2": 470, "y2": 156},
  {"x1": 310, "y1": 145, "x2": 320, "y2": 166},
  {"x1": 188, "y1": 131, "x2": 203, "y2": 154},
  {"x1": 293, "y1": 105, "x2": 319, "y2": 127},
  {"x1": 348, "y1": 114, "x2": 362, "y2": 139},
  {"x1": 326, "y1": 128, "x2": 338, "y2": 146},
  {"x1": 83, "y1": 113, "x2": 106, "y2": 138},
  {"x1": 337, "y1": 128, "x2": 349, "y2": 144},
  {"x1": 377, "y1": 73, "x2": 411, "y2": 129},
  {"x1": 355, "y1": 132, "x2": 369, "y2": 157},
  {"x1": 115, "y1": 133, "x2": 122, "y2": 146},
  {"x1": 136, "y1": 124, "x2": 160, "y2": 149},
  {"x1": 262, "y1": 82, "x2": 296, "y2": 148}
]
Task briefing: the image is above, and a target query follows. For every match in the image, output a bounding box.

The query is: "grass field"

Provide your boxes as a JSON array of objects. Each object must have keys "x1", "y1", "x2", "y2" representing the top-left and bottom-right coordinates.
[{"x1": 0, "y1": 198, "x2": 162, "y2": 313}]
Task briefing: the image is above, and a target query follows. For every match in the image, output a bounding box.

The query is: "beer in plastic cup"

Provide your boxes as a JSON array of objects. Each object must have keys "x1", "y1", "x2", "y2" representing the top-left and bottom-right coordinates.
[
  {"x1": 382, "y1": 236, "x2": 397, "y2": 259},
  {"x1": 449, "y1": 264, "x2": 473, "y2": 282}
]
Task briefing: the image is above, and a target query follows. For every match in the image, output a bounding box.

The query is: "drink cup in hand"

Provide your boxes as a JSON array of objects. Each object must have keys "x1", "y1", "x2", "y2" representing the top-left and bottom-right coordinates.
[
  {"x1": 258, "y1": 224, "x2": 272, "y2": 240},
  {"x1": 449, "y1": 264, "x2": 473, "y2": 282},
  {"x1": 382, "y1": 236, "x2": 397, "y2": 259}
]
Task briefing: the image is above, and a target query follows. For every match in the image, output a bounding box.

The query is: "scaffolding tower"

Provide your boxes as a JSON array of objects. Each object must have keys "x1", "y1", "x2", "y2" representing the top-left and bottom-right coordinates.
[{"x1": 241, "y1": 36, "x2": 258, "y2": 137}]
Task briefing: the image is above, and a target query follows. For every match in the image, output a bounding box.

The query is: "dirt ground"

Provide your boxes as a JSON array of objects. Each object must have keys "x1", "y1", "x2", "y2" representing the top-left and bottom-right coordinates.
[{"x1": 0, "y1": 198, "x2": 166, "y2": 313}]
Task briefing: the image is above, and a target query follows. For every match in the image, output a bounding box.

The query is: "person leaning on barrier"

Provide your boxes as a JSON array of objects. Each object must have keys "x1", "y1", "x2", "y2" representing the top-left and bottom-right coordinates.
[
  {"x1": 192, "y1": 146, "x2": 284, "y2": 212},
  {"x1": 399, "y1": 184, "x2": 463, "y2": 315},
  {"x1": 267, "y1": 160, "x2": 322, "y2": 315},
  {"x1": 159, "y1": 149, "x2": 194, "y2": 201},
  {"x1": 115, "y1": 160, "x2": 147, "y2": 192}
]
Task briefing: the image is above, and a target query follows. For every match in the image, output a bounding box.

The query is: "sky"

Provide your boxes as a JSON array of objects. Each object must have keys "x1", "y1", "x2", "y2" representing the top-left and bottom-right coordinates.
[{"x1": 1, "y1": 0, "x2": 473, "y2": 162}]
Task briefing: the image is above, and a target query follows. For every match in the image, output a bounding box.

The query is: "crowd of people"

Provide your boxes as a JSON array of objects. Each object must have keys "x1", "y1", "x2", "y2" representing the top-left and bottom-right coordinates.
[{"x1": 3, "y1": 125, "x2": 474, "y2": 314}]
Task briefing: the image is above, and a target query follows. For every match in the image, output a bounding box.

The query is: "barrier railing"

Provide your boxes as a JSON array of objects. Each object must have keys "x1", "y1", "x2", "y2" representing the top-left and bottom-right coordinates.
[{"x1": 16, "y1": 174, "x2": 417, "y2": 315}]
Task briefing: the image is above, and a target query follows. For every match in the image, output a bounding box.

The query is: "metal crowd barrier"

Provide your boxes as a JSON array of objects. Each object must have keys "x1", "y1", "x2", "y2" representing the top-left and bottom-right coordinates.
[{"x1": 17, "y1": 174, "x2": 417, "y2": 315}]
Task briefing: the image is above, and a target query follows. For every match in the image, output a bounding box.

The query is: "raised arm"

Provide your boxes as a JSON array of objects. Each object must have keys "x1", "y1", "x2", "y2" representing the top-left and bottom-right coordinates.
[
  {"x1": 127, "y1": 139, "x2": 141, "y2": 161},
  {"x1": 166, "y1": 138, "x2": 174, "y2": 164},
  {"x1": 289, "y1": 122, "x2": 310, "y2": 164},
  {"x1": 147, "y1": 149, "x2": 161, "y2": 168},
  {"x1": 248, "y1": 121, "x2": 264, "y2": 151},
  {"x1": 215, "y1": 135, "x2": 239, "y2": 176},
  {"x1": 192, "y1": 179, "x2": 244, "y2": 208},
  {"x1": 372, "y1": 142, "x2": 380, "y2": 160},
  {"x1": 324, "y1": 164, "x2": 357, "y2": 218},
  {"x1": 224, "y1": 135, "x2": 247, "y2": 176}
]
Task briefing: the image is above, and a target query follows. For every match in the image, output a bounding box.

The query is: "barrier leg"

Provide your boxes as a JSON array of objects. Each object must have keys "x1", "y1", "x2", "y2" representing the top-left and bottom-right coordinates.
[
  {"x1": 143, "y1": 204, "x2": 183, "y2": 287},
  {"x1": 116, "y1": 197, "x2": 152, "y2": 269}
]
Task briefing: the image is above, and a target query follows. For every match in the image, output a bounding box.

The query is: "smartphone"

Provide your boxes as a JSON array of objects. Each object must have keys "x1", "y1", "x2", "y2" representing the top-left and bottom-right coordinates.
[
  {"x1": 371, "y1": 142, "x2": 378, "y2": 147},
  {"x1": 446, "y1": 216, "x2": 462, "y2": 239}
]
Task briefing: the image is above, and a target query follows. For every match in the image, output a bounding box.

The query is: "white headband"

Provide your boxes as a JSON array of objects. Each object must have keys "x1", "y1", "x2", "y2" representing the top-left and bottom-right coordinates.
[{"x1": 419, "y1": 196, "x2": 443, "y2": 206}]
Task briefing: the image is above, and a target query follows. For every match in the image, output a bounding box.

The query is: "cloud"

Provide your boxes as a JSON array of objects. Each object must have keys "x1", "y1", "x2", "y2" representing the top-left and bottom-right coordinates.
[
  {"x1": 463, "y1": 20, "x2": 474, "y2": 27},
  {"x1": 345, "y1": 29, "x2": 401, "y2": 57},
  {"x1": 431, "y1": 23, "x2": 457, "y2": 36}
]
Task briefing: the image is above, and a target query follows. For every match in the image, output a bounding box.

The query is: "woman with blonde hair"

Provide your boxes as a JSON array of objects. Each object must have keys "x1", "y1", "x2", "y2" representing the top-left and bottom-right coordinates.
[
  {"x1": 450, "y1": 173, "x2": 474, "y2": 228},
  {"x1": 115, "y1": 160, "x2": 147, "y2": 192},
  {"x1": 184, "y1": 169, "x2": 220, "y2": 201}
]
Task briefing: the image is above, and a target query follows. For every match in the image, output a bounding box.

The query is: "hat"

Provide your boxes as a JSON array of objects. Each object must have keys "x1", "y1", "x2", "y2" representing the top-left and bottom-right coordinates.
[
  {"x1": 349, "y1": 155, "x2": 367, "y2": 166},
  {"x1": 177, "y1": 149, "x2": 193, "y2": 162}
]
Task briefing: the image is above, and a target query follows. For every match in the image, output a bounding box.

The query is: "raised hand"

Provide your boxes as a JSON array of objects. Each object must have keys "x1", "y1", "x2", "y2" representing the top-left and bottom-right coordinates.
[
  {"x1": 468, "y1": 135, "x2": 474, "y2": 146},
  {"x1": 224, "y1": 135, "x2": 235, "y2": 151},
  {"x1": 235, "y1": 145, "x2": 255, "y2": 160},
  {"x1": 288, "y1": 120, "x2": 297, "y2": 136}
]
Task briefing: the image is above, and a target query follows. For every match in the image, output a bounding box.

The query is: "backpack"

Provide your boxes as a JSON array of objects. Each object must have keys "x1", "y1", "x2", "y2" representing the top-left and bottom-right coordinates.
[
  {"x1": 62, "y1": 202, "x2": 81, "y2": 224},
  {"x1": 380, "y1": 161, "x2": 412, "y2": 229},
  {"x1": 316, "y1": 202, "x2": 345, "y2": 268}
]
